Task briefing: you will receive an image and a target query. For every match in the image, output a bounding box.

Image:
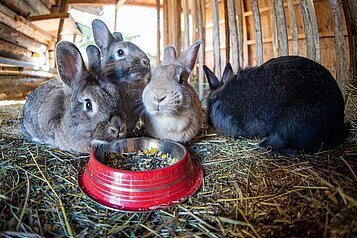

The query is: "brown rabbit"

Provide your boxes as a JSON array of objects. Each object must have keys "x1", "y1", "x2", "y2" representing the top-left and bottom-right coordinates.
[
  {"x1": 21, "y1": 42, "x2": 127, "y2": 154},
  {"x1": 142, "y1": 40, "x2": 204, "y2": 143},
  {"x1": 92, "y1": 19, "x2": 150, "y2": 132}
]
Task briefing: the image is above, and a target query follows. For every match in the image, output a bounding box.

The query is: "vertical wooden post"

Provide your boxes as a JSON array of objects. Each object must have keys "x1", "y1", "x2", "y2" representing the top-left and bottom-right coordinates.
[
  {"x1": 210, "y1": 0, "x2": 221, "y2": 76},
  {"x1": 250, "y1": 0, "x2": 263, "y2": 66},
  {"x1": 163, "y1": 0, "x2": 169, "y2": 46},
  {"x1": 236, "y1": 0, "x2": 244, "y2": 69},
  {"x1": 182, "y1": 0, "x2": 190, "y2": 50},
  {"x1": 341, "y1": 0, "x2": 357, "y2": 87},
  {"x1": 227, "y1": 0, "x2": 239, "y2": 73},
  {"x1": 56, "y1": 0, "x2": 67, "y2": 44},
  {"x1": 307, "y1": 0, "x2": 320, "y2": 62},
  {"x1": 300, "y1": 0, "x2": 315, "y2": 60},
  {"x1": 156, "y1": 0, "x2": 161, "y2": 66},
  {"x1": 223, "y1": 0, "x2": 230, "y2": 64},
  {"x1": 173, "y1": 0, "x2": 182, "y2": 55},
  {"x1": 328, "y1": 0, "x2": 346, "y2": 97},
  {"x1": 197, "y1": 0, "x2": 205, "y2": 101},
  {"x1": 287, "y1": 0, "x2": 299, "y2": 55},
  {"x1": 191, "y1": 0, "x2": 197, "y2": 42},
  {"x1": 275, "y1": 0, "x2": 288, "y2": 56},
  {"x1": 268, "y1": 0, "x2": 279, "y2": 57}
]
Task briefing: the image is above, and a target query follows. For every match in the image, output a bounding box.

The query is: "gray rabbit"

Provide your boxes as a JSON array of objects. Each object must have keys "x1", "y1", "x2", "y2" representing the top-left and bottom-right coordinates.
[
  {"x1": 204, "y1": 56, "x2": 348, "y2": 154},
  {"x1": 142, "y1": 41, "x2": 204, "y2": 143},
  {"x1": 92, "y1": 19, "x2": 150, "y2": 132},
  {"x1": 21, "y1": 41, "x2": 127, "y2": 154}
]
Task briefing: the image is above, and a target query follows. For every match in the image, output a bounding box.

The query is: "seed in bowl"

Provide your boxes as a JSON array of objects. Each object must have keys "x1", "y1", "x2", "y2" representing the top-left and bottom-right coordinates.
[{"x1": 105, "y1": 147, "x2": 178, "y2": 171}]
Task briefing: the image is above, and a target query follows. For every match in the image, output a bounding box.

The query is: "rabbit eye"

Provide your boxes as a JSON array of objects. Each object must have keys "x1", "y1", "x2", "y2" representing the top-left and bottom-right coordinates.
[
  {"x1": 117, "y1": 49, "x2": 125, "y2": 57},
  {"x1": 178, "y1": 73, "x2": 185, "y2": 84},
  {"x1": 84, "y1": 99, "x2": 92, "y2": 112}
]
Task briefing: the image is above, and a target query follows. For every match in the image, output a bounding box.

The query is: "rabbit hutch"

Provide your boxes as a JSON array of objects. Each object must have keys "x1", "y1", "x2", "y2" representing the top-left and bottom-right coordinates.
[{"x1": 0, "y1": 0, "x2": 356, "y2": 237}]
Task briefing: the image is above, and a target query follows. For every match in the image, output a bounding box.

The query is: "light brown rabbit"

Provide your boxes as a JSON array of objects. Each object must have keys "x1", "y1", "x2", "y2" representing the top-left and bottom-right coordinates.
[
  {"x1": 21, "y1": 42, "x2": 127, "y2": 154},
  {"x1": 142, "y1": 40, "x2": 204, "y2": 143},
  {"x1": 92, "y1": 19, "x2": 150, "y2": 132}
]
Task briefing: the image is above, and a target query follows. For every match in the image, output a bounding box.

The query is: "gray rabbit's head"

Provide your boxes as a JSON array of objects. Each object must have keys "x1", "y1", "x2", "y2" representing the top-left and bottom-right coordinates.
[{"x1": 92, "y1": 19, "x2": 150, "y2": 84}]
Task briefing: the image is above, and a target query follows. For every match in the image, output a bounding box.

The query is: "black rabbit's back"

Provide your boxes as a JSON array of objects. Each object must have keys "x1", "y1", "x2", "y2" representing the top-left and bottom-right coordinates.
[{"x1": 208, "y1": 56, "x2": 346, "y2": 153}]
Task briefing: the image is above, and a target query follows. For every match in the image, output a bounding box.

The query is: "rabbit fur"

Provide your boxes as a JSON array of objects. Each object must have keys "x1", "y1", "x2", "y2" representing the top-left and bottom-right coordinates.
[
  {"x1": 204, "y1": 56, "x2": 347, "y2": 154},
  {"x1": 92, "y1": 19, "x2": 150, "y2": 132},
  {"x1": 142, "y1": 40, "x2": 204, "y2": 143},
  {"x1": 21, "y1": 42, "x2": 127, "y2": 154}
]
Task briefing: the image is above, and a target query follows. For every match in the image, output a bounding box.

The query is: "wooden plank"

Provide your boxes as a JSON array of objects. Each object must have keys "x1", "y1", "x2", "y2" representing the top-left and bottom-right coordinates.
[
  {"x1": 40, "y1": 0, "x2": 53, "y2": 9},
  {"x1": 29, "y1": 12, "x2": 69, "y2": 21},
  {"x1": 236, "y1": 0, "x2": 244, "y2": 68},
  {"x1": 56, "y1": 0, "x2": 67, "y2": 44},
  {"x1": 275, "y1": 0, "x2": 288, "y2": 56},
  {"x1": 223, "y1": 0, "x2": 230, "y2": 64},
  {"x1": 66, "y1": 0, "x2": 116, "y2": 4},
  {"x1": 173, "y1": 0, "x2": 181, "y2": 53},
  {"x1": 341, "y1": 0, "x2": 357, "y2": 86},
  {"x1": 250, "y1": 0, "x2": 263, "y2": 66},
  {"x1": 300, "y1": 0, "x2": 315, "y2": 60},
  {"x1": 0, "y1": 10, "x2": 52, "y2": 44},
  {"x1": 0, "y1": 0, "x2": 32, "y2": 17},
  {"x1": 163, "y1": 0, "x2": 169, "y2": 46},
  {"x1": 287, "y1": 0, "x2": 298, "y2": 55},
  {"x1": 191, "y1": 0, "x2": 197, "y2": 42},
  {"x1": 182, "y1": 0, "x2": 190, "y2": 50},
  {"x1": 156, "y1": 0, "x2": 160, "y2": 65},
  {"x1": 24, "y1": 0, "x2": 51, "y2": 16},
  {"x1": 227, "y1": 0, "x2": 239, "y2": 72},
  {"x1": 306, "y1": 0, "x2": 320, "y2": 62},
  {"x1": 197, "y1": 0, "x2": 205, "y2": 100},
  {"x1": 210, "y1": 0, "x2": 221, "y2": 76},
  {"x1": 0, "y1": 22, "x2": 46, "y2": 53},
  {"x1": 268, "y1": 0, "x2": 279, "y2": 57},
  {"x1": 328, "y1": 0, "x2": 346, "y2": 97},
  {"x1": 0, "y1": 39, "x2": 34, "y2": 62}
]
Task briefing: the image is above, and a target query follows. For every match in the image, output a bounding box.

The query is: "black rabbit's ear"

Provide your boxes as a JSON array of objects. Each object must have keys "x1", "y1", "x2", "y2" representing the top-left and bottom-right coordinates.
[
  {"x1": 203, "y1": 65, "x2": 221, "y2": 90},
  {"x1": 56, "y1": 41, "x2": 86, "y2": 87},
  {"x1": 113, "y1": 32, "x2": 123, "y2": 41},
  {"x1": 222, "y1": 63, "x2": 233, "y2": 84},
  {"x1": 163, "y1": 45, "x2": 177, "y2": 64},
  {"x1": 86, "y1": 45, "x2": 101, "y2": 71},
  {"x1": 92, "y1": 19, "x2": 114, "y2": 51},
  {"x1": 179, "y1": 40, "x2": 201, "y2": 73}
]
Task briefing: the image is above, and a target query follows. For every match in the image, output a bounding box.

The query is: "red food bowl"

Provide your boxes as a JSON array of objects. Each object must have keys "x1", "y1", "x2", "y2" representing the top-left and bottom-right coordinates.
[{"x1": 78, "y1": 137, "x2": 203, "y2": 212}]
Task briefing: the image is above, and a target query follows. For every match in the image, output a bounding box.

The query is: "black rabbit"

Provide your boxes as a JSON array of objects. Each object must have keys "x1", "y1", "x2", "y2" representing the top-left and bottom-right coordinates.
[{"x1": 203, "y1": 56, "x2": 347, "y2": 154}]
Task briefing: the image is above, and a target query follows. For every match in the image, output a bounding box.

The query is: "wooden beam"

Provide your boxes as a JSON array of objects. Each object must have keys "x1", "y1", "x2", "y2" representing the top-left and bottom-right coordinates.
[
  {"x1": 307, "y1": 0, "x2": 320, "y2": 62},
  {"x1": 24, "y1": 0, "x2": 51, "y2": 15},
  {"x1": 328, "y1": 0, "x2": 346, "y2": 97},
  {"x1": 0, "y1": 22, "x2": 46, "y2": 53},
  {"x1": 0, "y1": 0, "x2": 32, "y2": 17},
  {"x1": 287, "y1": 0, "x2": 299, "y2": 55},
  {"x1": 223, "y1": 0, "x2": 230, "y2": 64},
  {"x1": 197, "y1": 0, "x2": 205, "y2": 100},
  {"x1": 227, "y1": 0, "x2": 239, "y2": 73},
  {"x1": 275, "y1": 0, "x2": 288, "y2": 56},
  {"x1": 182, "y1": 0, "x2": 190, "y2": 50},
  {"x1": 250, "y1": 0, "x2": 263, "y2": 66},
  {"x1": 236, "y1": 0, "x2": 245, "y2": 68},
  {"x1": 341, "y1": 0, "x2": 357, "y2": 86},
  {"x1": 156, "y1": 0, "x2": 160, "y2": 65},
  {"x1": 268, "y1": 0, "x2": 279, "y2": 57},
  {"x1": 29, "y1": 12, "x2": 69, "y2": 21},
  {"x1": 66, "y1": 0, "x2": 116, "y2": 4},
  {"x1": 210, "y1": 0, "x2": 221, "y2": 76},
  {"x1": 300, "y1": 0, "x2": 315, "y2": 60},
  {"x1": 163, "y1": 0, "x2": 169, "y2": 46},
  {"x1": 0, "y1": 40, "x2": 34, "y2": 62}
]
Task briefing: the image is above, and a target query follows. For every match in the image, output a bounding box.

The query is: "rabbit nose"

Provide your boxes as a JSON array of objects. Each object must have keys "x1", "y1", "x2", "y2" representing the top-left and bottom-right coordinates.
[
  {"x1": 141, "y1": 58, "x2": 149, "y2": 67},
  {"x1": 154, "y1": 95, "x2": 167, "y2": 103}
]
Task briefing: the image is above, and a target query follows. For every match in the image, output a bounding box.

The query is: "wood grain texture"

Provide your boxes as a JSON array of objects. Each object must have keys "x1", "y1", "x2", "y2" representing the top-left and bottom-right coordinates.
[
  {"x1": 275, "y1": 0, "x2": 288, "y2": 56},
  {"x1": 250, "y1": 0, "x2": 263, "y2": 65}
]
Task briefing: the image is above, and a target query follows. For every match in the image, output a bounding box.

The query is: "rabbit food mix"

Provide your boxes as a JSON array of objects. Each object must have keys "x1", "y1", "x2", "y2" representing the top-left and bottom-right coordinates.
[{"x1": 105, "y1": 148, "x2": 178, "y2": 171}]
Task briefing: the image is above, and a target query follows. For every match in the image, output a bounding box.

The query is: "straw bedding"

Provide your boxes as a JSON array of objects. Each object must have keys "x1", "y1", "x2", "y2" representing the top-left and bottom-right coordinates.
[{"x1": 0, "y1": 85, "x2": 356, "y2": 238}]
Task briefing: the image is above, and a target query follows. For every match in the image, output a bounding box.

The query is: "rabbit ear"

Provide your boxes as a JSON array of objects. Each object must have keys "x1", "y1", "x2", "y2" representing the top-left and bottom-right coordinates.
[
  {"x1": 113, "y1": 32, "x2": 123, "y2": 41},
  {"x1": 92, "y1": 19, "x2": 114, "y2": 51},
  {"x1": 222, "y1": 63, "x2": 233, "y2": 84},
  {"x1": 203, "y1": 65, "x2": 221, "y2": 90},
  {"x1": 86, "y1": 45, "x2": 101, "y2": 71},
  {"x1": 56, "y1": 41, "x2": 86, "y2": 87},
  {"x1": 163, "y1": 45, "x2": 177, "y2": 63},
  {"x1": 179, "y1": 40, "x2": 201, "y2": 73}
]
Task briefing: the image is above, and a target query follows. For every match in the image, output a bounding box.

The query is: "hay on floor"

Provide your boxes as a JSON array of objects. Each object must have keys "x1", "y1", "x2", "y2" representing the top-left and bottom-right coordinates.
[{"x1": 0, "y1": 87, "x2": 356, "y2": 237}]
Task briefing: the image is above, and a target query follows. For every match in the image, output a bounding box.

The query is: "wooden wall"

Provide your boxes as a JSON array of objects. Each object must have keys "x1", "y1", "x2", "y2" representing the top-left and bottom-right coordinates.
[
  {"x1": 204, "y1": 0, "x2": 350, "y2": 80},
  {"x1": 162, "y1": 0, "x2": 353, "y2": 100}
]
